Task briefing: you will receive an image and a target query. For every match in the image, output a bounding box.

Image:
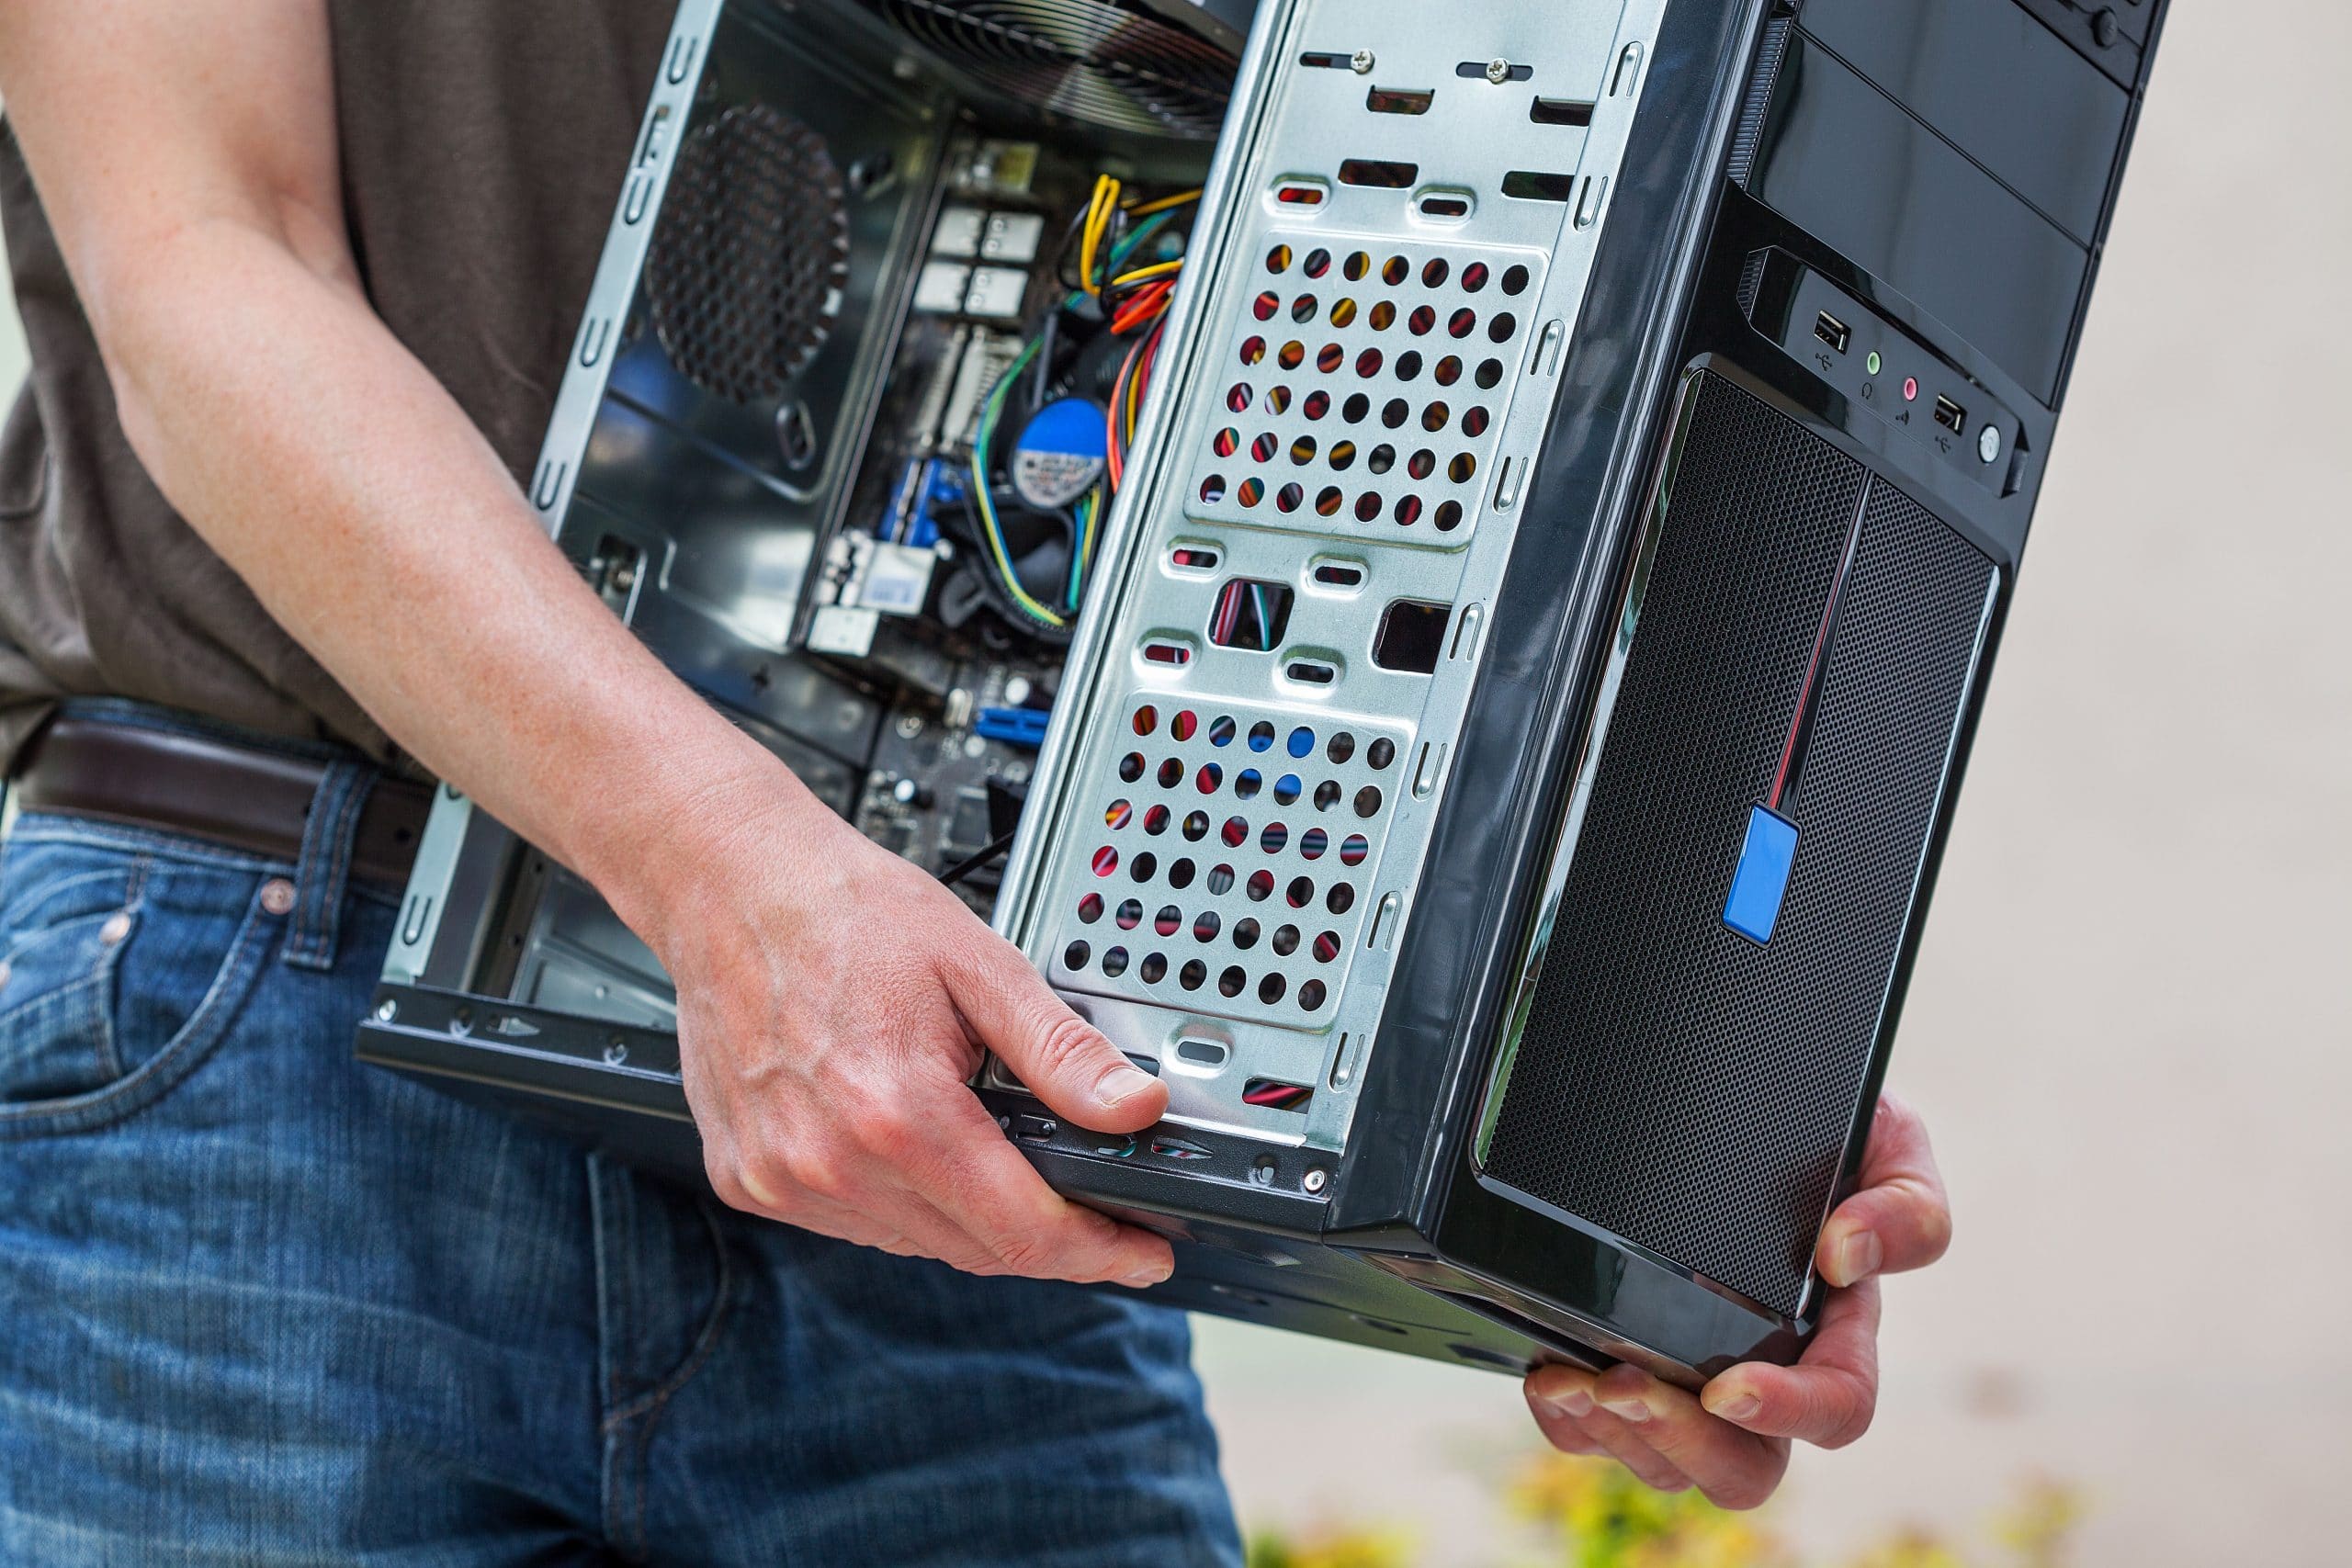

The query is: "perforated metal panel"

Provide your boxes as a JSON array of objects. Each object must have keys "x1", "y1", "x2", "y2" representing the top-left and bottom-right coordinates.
[
  {"x1": 1482, "y1": 374, "x2": 1996, "y2": 1314},
  {"x1": 1049, "y1": 696, "x2": 1408, "y2": 1026},
  {"x1": 1193, "y1": 235, "x2": 1547, "y2": 547}
]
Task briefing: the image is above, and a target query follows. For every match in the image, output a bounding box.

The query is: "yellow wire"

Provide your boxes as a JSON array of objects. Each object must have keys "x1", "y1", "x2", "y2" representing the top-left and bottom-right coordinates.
[
  {"x1": 1125, "y1": 188, "x2": 1203, "y2": 218},
  {"x1": 1080, "y1": 175, "x2": 1119, "y2": 298},
  {"x1": 1106, "y1": 259, "x2": 1183, "y2": 288}
]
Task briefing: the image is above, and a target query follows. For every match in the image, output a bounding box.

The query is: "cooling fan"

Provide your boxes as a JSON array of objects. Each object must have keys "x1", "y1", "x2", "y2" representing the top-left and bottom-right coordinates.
[{"x1": 873, "y1": 0, "x2": 1250, "y2": 141}]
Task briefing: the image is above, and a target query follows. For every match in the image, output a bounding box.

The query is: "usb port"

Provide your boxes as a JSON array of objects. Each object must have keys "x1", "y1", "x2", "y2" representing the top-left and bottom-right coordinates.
[
  {"x1": 1932, "y1": 394, "x2": 1966, "y2": 434},
  {"x1": 1813, "y1": 310, "x2": 1850, "y2": 355}
]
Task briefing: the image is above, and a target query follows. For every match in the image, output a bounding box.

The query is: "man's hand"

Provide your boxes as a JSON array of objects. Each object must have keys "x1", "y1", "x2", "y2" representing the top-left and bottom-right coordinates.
[
  {"x1": 1521, "y1": 1093, "x2": 1951, "y2": 1509},
  {"x1": 649, "y1": 789, "x2": 1176, "y2": 1286}
]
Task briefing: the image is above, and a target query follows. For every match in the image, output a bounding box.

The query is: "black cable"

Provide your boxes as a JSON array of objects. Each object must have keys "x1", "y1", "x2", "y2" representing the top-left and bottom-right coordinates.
[{"x1": 938, "y1": 829, "x2": 1020, "y2": 888}]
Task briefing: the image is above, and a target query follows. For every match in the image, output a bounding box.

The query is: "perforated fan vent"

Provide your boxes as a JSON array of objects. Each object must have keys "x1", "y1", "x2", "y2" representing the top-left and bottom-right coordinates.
[
  {"x1": 1050, "y1": 699, "x2": 1408, "y2": 1028},
  {"x1": 1191, "y1": 233, "x2": 1545, "y2": 549},
  {"x1": 876, "y1": 0, "x2": 1241, "y2": 140},
  {"x1": 646, "y1": 104, "x2": 851, "y2": 403}
]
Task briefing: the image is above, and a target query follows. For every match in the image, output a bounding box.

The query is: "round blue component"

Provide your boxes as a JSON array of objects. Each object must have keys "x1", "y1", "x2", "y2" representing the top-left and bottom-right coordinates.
[
  {"x1": 1010, "y1": 397, "x2": 1110, "y2": 509},
  {"x1": 1287, "y1": 726, "x2": 1316, "y2": 758}
]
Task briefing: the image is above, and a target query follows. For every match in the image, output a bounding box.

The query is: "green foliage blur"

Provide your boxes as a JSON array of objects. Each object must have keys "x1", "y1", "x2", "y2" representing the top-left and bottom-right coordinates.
[{"x1": 1244, "y1": 1453, "x2": 2083, "y2": 1568}]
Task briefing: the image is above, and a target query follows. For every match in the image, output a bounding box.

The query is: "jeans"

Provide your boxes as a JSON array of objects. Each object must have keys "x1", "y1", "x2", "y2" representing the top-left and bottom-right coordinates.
[{"x1": 0, "y1": 730, "x2": 1239, "y2": 1564}]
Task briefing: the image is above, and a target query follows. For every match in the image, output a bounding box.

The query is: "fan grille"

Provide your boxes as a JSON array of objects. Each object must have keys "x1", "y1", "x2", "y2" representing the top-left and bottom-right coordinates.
[
  {"x1": 878, "y1": 0, "x2": 1239, "y2": 140},
  {"x1": 646, "y1": 103, "x2": 851, "y2": 403}
]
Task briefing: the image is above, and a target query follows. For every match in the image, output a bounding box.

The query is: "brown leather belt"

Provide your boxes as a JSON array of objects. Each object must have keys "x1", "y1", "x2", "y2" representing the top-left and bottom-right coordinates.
[{"x1": 9, "y1": 716, "x2": 432, "y2": 888}]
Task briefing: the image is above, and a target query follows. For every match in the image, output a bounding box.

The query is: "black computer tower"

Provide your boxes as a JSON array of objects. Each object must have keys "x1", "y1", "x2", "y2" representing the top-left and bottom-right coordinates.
[{"x1": 360, "y1": 0, "x2": 2168, "y2": 1385}]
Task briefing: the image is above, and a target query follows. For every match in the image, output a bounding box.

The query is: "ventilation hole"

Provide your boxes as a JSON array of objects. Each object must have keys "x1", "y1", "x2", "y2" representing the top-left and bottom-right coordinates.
[
  {"x1": 1342, "y1": 393, "x2": 1371, "y2": 423},
  {"x1": 1195, "y1": 762, "x2": 1224, "y2": 794},
  {"x1": 1079, "y1": 893, "x2": 1104, "y2": 923},
  {"x1": 1259, "y1": 972, "x2": 1288, "y2": 1004},
  {"x1": 1394, "y1": 350, "x2": 1423, "y2": 382},
  {"x1": 1408, "y1": 305, "x2": 1436, "y2": 335},
  {"x1": 1120, "y1": 752, "x2": 1146, "y2": 783},
  {"x1": 1301, "y1": 828, "x2": 1330, "y2": 858},
  {"x1": 1313, "y1": 931, "x2": 1342, "y2": 963},
  {"x1": 1179, "y1": 959, "x2": 1207, "y2": 991},
  {"x1": 1274, "y1": 773, "x2": 1305, "y2": 804},
  {"x1": 1423, "y1": 401, "x2": 1451, "y2": 432},
  {"x1": 1328, "y1": 884, "x2": 1356, "y2": 914},
  {"x1": 1266, "y1": 243, "x2": 1293, "y2": 273},
  {"x1": 1340, "y1": 834, "x2": 1370, "y2": 864},
  {"x1": 1227, "y1": 382, "x2": 1252, "y2": 413},
  {"x1": 1171, "y1": 545, "x2": 1221, "y2": 571},
  {"x1": 1449, "y1": 452, "x2": 1478, "y2": 483},
  {"x1": 1367, "y1": 737, "x2": 1396, "y2": 769},
  {"x1": 1476, "y1": 358, "x2": 1504, "y2": 389},
  {"x1": 1131, "y1": 852, "x2": 1159, "y2": 882},
  {"x1": 1140, "y1": 953, "x2": 1167, "y2": 984},
  {"x1": 1133, "y1": 705, "x2": 1159, "y2": 736},
  {"x1": 1366, "y1": 85, "x2": 1435, "y2": 116},
  {"x1": 1275, "y1": 481, "x2": 1304, "y2": 513},
  {"x1": 1144, "y1": 639, "x2": 1193, "y2": 667},
  {"x1": 1171, "y1": 710, "x2": 1198, "y2": 741},
  {"x1": 1253, "y1": 290, "x2": 1281, "y2": 320},
  {"x1": 1286, "y1": 727, "x2": 1316, "y2": 759},
  {"x1": 1408, "y1": 449, "x2": 1436, "y2": 480},
  {"x1": 1329, "y1": 298, "x2": 1359, "y2": 328},
  {"x1": 1274, "y1": 181, "x2": 1327, "y2": 207},
  {"x1": 1193, "y1": 910, "x2": 1221, "y2": 942},
  {"x1": 1532, "y1": 96, "x2": 1596, "y2": 127},
  {"x1": 1433, "y1": 355, "x2": 1462, "y2": 386},
  {"x1": 1329, "y1": 440, "x2": 1357, "y2": 470},
  {"x1": 1218, "y1": 965, "x2": 1247, "y2": 998},
  {"x1": 1355, "y1": 348, "x2": 1385, "y2": 378},
  {"x1": 1304, "y1": 248, "x2": 1331, "y2": 278},
  {"x1": 1249, "y1": 721, "x2": 1276, "y2": 751},
  {"x1": 1213, "y1": 428, "x2": 1240, "y2": 458},
  {"x1": 1368, "y1": 300, "x2": 1396, "y2": 332},
  {"x1": 1092, "y1": 846, "x2": 1120, "y2": 877},
  {"x1": 1240, "y1": 336, "x2": 1267, "y2": 366},
  {"x1": 1232, "y1": 918, "x2": 1261, "y2": 950},
  {"x1": 1145, "y1": 805, "x2": 1171, "y2": 834},
  {"x1": 1354, "y1": 786, "x2": 1384, "y2": 818},
  {"x1": 1299, "y1": 979, "x2": 1329, "y2": 1010},
  {"x1": 1355, "y1": 492, "x2": 1383, "y2": 522},
  {"x1": 1260, "y1": 823, "x2": 1290, "y2": 853},
  {"x1": 1501, "y1": 170, "x2": 1577, "y2": 202},
  {"x1": 1314, "y1": 780, "x2": 1342, "y2": 811},
  {"x1": 1273, "y1": 922, "x2": 1304, "y2": 954},
  {"x1": 1449, "y1": 308, "x2": 1478, "y2": 339},
  {"x1": 1278, "y1": 341, "x2": 1306, "y2": 370},
  {"x1": 1340, "y1": 159, "x2": 1419, "y2": 189},
  {"x1": 1488, "y1": 312, "x2": 1519, "y2": 343},
  {"x1": 1209, "y1": 715, "x2": 1237, "y2": 746},
  {"x1": 1419, "y1": 257, "x2": 1451, "y2": 288},
  {"x1": 1395, "y1": 495, "x2": 1424, "y2": 525},
  {"x1": 1168, "y1": 858, "x2": 1196, "y2": 890},
  {"x1": 1304, "y1": 389, "x2": 1331, "y2": 420},
  {"x1": 1237, "y1": 478, "x2": 1265, "y2": 506},
  {"x1": 1291, "y1": 294, "x2": 1318, "y2": 323},
  {"x1": 1105, "y1": 799, "x2": 1134, "y2": 829},
  {"x1": 1206, "y1": 863, "x2": 1236, "y2": 895},
  {"x1": 1343, "y1": 251, "x2": 1370, "y2": 281},
  {"x1": 1368, "y1": 445, "x2": 1396, "y2": 474},
  {"x1": 1435, "y1": 499, "x2": 1464, "y2": 531},
  {"x1": 1418, "y1": 193, "x2": 1470, "y2": 220},
  {"x1": 1381, "y1": 400, "x2": 1409, "y2": 429},
  {"x1": 1250, "y1": 432, "x2": 1278, "y2": 463},
  {"x1": 1102, "y1": 947, "x2": 1130, "y2": 976},
  {"x1": 1182, "y1": 809, "x2": 1209, "y2": 840},
  {"x1": 1316, "y1": 486, "x2": 1343, "y2": 516},
  {"x1": 1463, "y1": 407, "x2": 1490, "y2": 437},
  {"x1": 1154, "y1": 906, "x2": 1182, "y2": 938},
  {"x1": 1462, "y1": 262, "x2": 1490, "y2": 293},
  {"x1": 1317, "y1": 343, "x2": 1344, "y2": 374},
  {"x1": 1502, "y1": 265, "x2": 1531, "y2": 296},
  {"x1": 1199, "y1": 475, "x2": 1228, "y2": 505},
  {"x1": 1157, "y1": 758, "x2": 1183, "y2": 787},
  {"x1": 1313, "y1": 560, "x2": 1364, "y2": 588},
  {"x1": 1247, "y1": 870, "x2": 1275, "y2": 901},
  {"x1": 1288, "y1": 659, "x2": 1336, "y2": 685},
  {"x1": 1382, "y1": 255, "x2": 1410, "y2": 286},
  {"x1": 1266, "y1": 386, "x2": 1293, "y2": 414},
  {"x1": 1222, "y1": 816, "x2": 1249, "y2": 847},
  {"x1": 1116, "y1": 898, "x2": 1143, "y2": 930}
]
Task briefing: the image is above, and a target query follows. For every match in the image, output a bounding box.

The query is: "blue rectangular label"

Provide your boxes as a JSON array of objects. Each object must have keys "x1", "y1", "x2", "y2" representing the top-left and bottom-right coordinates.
[{"x1": 1723, "y1": 806, "x2": 1800, "y2": 944}]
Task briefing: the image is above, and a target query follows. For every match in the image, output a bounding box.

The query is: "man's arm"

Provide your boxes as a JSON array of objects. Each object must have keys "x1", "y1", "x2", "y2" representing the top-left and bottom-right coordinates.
[{"x1": 0, "y1": 0, "x2": 1174, "y2": 1287}]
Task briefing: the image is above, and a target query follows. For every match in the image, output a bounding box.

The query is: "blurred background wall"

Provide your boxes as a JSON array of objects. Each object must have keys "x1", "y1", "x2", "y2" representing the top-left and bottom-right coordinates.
[{"x1": 1, "y1": 0, "x2": 2343, "y2": 1561}]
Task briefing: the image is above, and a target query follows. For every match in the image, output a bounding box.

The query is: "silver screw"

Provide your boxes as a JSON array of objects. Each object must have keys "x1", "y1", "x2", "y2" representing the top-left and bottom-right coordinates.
[
  {"x1": 1978, "y1": 423, "x2": 2004, "y2": 465},
  {"x1": 1486, "y1": 57, "x2": 1512, "y2": 85},
  {"x1": 1303, "y1": 1168, "x2": 1329, "y2": 1194},
  {"x1": 896, "y1": 714, "x2": 926, "y2": 740},
  {"x1": 604, "y1": 1039, "x2": 630, "y2": 1066},
  {"x1": 375, "y1": 998, "x2": 399, "y2": 1022},
  {"x1": 1350, "y1": 49, "x2": 1375, "y2": 74}
]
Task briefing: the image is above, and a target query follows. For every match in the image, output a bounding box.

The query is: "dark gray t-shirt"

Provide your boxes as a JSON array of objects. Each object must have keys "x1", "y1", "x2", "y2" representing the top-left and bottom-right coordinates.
[{"x1": 0, "y1": 2, "x2": 673, "y2": 771}]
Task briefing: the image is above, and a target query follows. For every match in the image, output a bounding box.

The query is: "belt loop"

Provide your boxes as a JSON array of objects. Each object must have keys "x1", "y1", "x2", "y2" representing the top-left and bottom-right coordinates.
[{"x1": 281, "y1": 760, "x2": 377, "y2": 973}]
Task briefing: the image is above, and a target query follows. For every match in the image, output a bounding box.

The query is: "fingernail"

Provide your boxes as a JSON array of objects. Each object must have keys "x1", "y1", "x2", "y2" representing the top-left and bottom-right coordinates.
[
  {"x1": 1834, "y1": 1227, "x2": 1883, "y2": 1285},
  {"x1": 1705, "y1": 1391, "x2": 1762, "y2": 1422},
  {"x1": 1121, "y1": 1262, "x2": 1173, "y2": 1289},
  {"x1": 1528, "y1": 1375, "x2": 1593, "y2": 1418},
  {"x1": 1599, "y1": 1396, "x2": 1651, "y2": 1424},
  {"x1": 1102, "y1": 1066, "x2": 1159, "y2": 1106}
]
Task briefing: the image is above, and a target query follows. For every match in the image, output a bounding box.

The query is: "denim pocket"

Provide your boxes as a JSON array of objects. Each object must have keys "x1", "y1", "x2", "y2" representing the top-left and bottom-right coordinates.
[{"x1": 0, "y1": 823, "x2": 280, "y2": 1136}]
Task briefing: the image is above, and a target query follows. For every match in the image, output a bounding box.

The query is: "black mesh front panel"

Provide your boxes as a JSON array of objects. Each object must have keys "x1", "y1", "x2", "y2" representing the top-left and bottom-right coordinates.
[{"x1": 1482, "y1": 373, "x2": 1995, "y2": 1315}]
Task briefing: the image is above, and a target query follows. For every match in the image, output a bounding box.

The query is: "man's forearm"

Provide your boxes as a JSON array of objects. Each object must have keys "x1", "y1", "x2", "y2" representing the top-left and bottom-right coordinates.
[{"x1": 93, "y1": 215, "x2": 808, "y2": 940}]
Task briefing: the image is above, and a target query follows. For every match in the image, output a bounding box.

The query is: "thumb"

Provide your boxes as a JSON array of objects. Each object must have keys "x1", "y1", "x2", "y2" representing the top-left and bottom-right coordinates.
[{"x1": 944, "y1": 935, "x2": 1167, "y2": 1134}]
